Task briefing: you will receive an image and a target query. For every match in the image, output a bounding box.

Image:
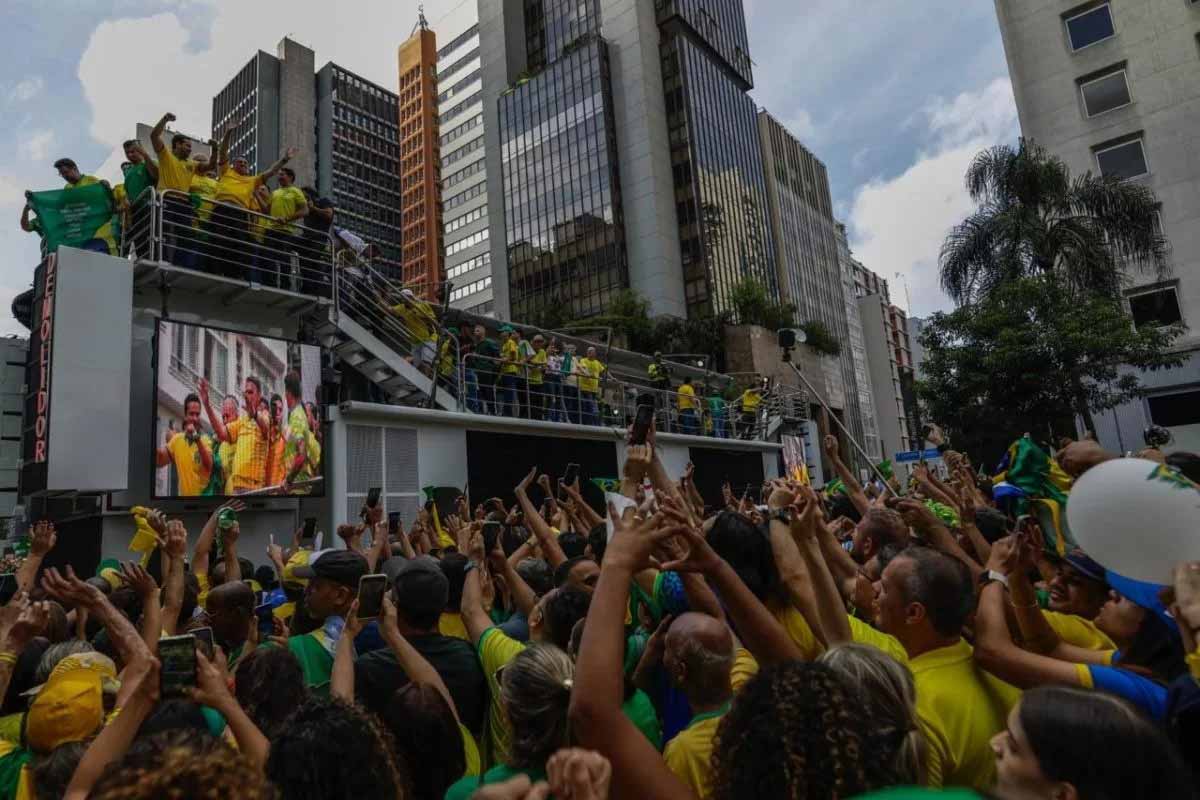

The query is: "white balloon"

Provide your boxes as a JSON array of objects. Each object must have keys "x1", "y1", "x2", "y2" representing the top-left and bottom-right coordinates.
[{"x1": 1066, "y1": 458, "x2": 1200, "y2": 584}]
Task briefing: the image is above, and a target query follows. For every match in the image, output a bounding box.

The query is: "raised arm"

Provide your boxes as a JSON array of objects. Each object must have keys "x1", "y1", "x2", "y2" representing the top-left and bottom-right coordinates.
[
  {"x1": 462, "y1": 529, "x2": 498, "y2": 646},
  {"x1": 0, "y1": 596, "x2": 50, "y2": 703},
  {"x1": 488, "y1": 542, "x2": 537, "y2": 617},
  {"x1": 217, "y1": 126, "x2": 235, "y2": 171},
  {"x1": 198, "y1": 378, "x2": 229, "y2": 444},
  {"x1": 896, "y1": 499, "x2": 983, "y2": 580},
  {"x1": 766, "y1": 482, "x2": 828, "y2": 646},
  {"x1": 121, "y1": 562, "x2": 162, "y2": 653},
  {"x1": 514, "y1": 467, "x2": 567, "y2": 567},
  {"x1": 150, "y1": 112, "x2": 175, "y2": 154},
  {"x1": 193, "y1": 649, "x2": 269, "y2": 766},
  {"x1": 379, "y1": 595, "x2": 460, "y2": 721},
  {"x1": 161, "y1": 520, "x2": 187, "y2": 635},
  {"x1": 790, "y1": 488, "x2": 851, "y2": 645},
  {"x1": 42, "y1": 567, "x2": 152, "y2": 674},
  {"x1": 193, "y1": 500, "x2": 242, "y2": 576},
  {"x1": 17, "y1": 521, "x2": 56, "y2": 595},
  {"x1": 562, "y1": 480, "x2": 603, "y2": 529},
  {"x1": 822, "y1": 432, "x2": 869, "y2": 516},
  {"x1": 260, "y1": 146, "x2": 298, "y2": 182},
  {"x1": 19, "y1": 204, "x2": 35, "y2": 233}
]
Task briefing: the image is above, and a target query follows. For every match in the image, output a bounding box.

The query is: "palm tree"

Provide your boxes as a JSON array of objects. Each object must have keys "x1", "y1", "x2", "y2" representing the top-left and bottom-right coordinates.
[{"x1": 939, "y1": 139, "x2": 1169, "y2": 305}]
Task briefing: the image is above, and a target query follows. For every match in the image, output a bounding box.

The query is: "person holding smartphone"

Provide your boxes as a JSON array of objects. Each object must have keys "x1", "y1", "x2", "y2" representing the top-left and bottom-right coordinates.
[{"x1": 288, "y1": 549, "x2": 369, "y2": 689}]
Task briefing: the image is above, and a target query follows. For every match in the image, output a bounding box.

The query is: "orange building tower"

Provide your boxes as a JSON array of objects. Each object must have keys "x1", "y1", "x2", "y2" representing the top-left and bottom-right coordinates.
[{"x1": 397, "y1": 10, "x2": 444, "y2": 300}]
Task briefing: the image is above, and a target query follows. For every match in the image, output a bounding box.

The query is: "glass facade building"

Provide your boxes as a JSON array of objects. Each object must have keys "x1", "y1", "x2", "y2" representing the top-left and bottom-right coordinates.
[
  {"x1": 658, "y1": 1, "x2": 776, "y2": 317},
  {"x1": 499, "y1": 35, "x2": 629, "y2": 322}
]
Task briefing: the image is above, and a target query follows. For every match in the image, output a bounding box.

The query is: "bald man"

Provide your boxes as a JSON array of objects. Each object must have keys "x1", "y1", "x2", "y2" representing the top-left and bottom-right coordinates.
[
  {"x1": 662, "y1": 613, "x2": 734, "y2": 798},
  {"x1": 205, "y1": 580, "x2": 255, "y2": 660}
]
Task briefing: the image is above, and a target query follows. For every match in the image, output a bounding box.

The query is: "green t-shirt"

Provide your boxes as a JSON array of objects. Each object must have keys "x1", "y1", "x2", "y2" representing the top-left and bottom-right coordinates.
[
  {"x1": 444, "y1": 763, "x2": 546, "y2": 800},
  {"x1": 622, "y1": 688, "x2": 662, "y2": 750}
]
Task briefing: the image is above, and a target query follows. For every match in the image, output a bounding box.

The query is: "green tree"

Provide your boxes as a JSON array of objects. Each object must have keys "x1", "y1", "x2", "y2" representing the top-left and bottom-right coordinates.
[
  {"x1": 729, "y1": 277, "x2": 797, "y2": 331},
  {"x1": 917, "y1": 276, "x2": 1183, "y2": 460},
  {"x1": 940, "y1": 139, "x2": 1168, "y2": 306}
]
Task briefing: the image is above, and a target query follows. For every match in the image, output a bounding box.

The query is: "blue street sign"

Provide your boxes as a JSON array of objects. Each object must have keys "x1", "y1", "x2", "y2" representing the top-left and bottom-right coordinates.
[{"x1": 894, "y1": 448, "x2": 941, "y2": 463}]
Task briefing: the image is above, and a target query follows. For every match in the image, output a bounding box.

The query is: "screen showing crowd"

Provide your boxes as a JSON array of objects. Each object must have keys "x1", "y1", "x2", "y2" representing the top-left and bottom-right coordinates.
[{"x1": 154, "y1": 321, "x2": 323, "y2": 497}]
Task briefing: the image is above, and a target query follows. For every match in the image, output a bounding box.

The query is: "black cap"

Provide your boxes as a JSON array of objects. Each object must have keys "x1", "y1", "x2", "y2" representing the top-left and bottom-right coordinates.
[
  {"x1": 392, "y1": 556, "x2": 449, "y2": 621},
  {"x1": 291, "y1": 549, "x2": 369, "y2": 589}
]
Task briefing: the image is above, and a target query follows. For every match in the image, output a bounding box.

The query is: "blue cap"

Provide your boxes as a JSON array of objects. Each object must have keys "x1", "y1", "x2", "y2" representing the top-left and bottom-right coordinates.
[{"x1": 1105, "y1": 570, "x2": 1177, "y2": 633}]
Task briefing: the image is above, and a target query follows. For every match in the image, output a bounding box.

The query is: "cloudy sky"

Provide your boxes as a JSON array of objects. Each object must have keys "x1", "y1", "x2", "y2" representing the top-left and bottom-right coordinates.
[{"x1": 0, "y1": 0, "x2": 1019, "y2": 335}]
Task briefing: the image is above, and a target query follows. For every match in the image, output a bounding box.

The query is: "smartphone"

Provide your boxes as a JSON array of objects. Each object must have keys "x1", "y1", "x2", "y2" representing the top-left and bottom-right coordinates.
[
  {"x1": 366, "y1": 487, "x2": 382, "y2": 509},
  {"x1": 482, "y1": 520, "x2": 502, "y2": 555},
  {"x1": 630, "y1": 403, "x2": 654, "y2": 445},
  {"x1": 356, "y1": 574, "x2": 388, "y2": 620},
  {"x1": 159, "y1": 634, "x2": 197, "y2": 697},
  {"x1": 387, "y1": 511, "x2": 401, "y2": 537},
  {"x1": 191, "y1": 626, "x2": 214, "y2": 659},
  {"x1": 254, "y1": 603, "x2": 275, "y2": 639},
  {"x1": 300, "y1": 517, "x2": 317, "y2": 548},
  {"x1": 561, "y1": 463, "x2": 580, "y2": 489}
]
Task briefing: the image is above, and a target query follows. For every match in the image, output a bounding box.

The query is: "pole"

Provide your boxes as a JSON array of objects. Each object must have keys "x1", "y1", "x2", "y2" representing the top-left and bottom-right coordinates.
[{"x1": 784, "y1": 361, "x2": 896, "y2": 496}]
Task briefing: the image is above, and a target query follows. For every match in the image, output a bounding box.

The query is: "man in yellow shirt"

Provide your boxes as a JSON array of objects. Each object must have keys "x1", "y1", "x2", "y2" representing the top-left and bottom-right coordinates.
[
  {"x1": 254, "y1": 167, "x2": 309, "y2": 288},
  {"x1": 578, "y1": 346, "x2": 604, "y2": 426},
  {"x1": 736, "y1": 381, "x2": 763, "y2": 439},
  {"x1": 498, "y1": 326, "x2": 521, "y2": 418},
  {"x1": 876, "y1": 546, "x2": 1019, "y2": 790},
  {"x1": 216, "y1": 394, "x2": 241, "y2": 495},
  {"x1": 155, "y1": 392, "x2": 214, "y2": 496},
  {"x1": 201, "y1": 376, "x2": 271, "y2": 494},
  {"x1": 527, "y1": 334, "x2": 548, "y2": 421},
  {"x1": 677, "y1": 377, "x2": 700, "y2": 435},
  {"x1": 660, "y1": 613, "x2": 733, "y2": 799},
  {"x1": 53, "y1": 158, "x2": 100, "y2": 189}
]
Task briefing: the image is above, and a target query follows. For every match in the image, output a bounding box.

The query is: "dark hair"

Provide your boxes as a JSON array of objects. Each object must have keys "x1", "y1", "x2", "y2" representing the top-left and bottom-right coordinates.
[
  {"x1": 183, "y1": 393, "x2": 201, "y2": 413},
  {"x1": 280, "y1": 167, "x2": 296, "y2": 181},
  {"x1": 1118, "y1": 607, "x2": 1187, "y2": 683},
  {"x1": 284, "y1": 370, "x2": 302, "y2": 399},
  {"x1": 255, "y1": 564, "x2": 278, "y2": 592},
  {"x1": 1166, "y1": 451, "x2": 1200, "y2": 485},
  {"x1": 705, "y1": 511, "x2": 777, "y2": 601},
  {"x1": 122, "y1": 139, "x2": 138, "y2": 150},
  {"x1": 266, "y1": 696, "x2": 407, "y2": 799},
  {"x1": 180, "y1": 571, "x2": 200, "y2": 624},
  {"x1": 859, "y1": 508, "x2": 907, "y2": 549},
  {"x1": 53, "y1": 158, "x2": 77, "y2": 170},
  {"x1": 45, "y1": 602, "x2": 68, "y2": 643},
  {"x1": 137, "y1": 699, "x2": 213, "y2": 739},
  {"x1": 553, "y1": 556, "x2": 593, "y2": 589},
  {"x1": 235, "y1": 646, "x2": 310, "y2": 739},
  {"x1": 439, "y1": 552, "x2": 469, "y2": 612},
  {"x1": 541, "y1": 586, "x2": 591, "y2": 651},
  {"x1": 1019, "y1": 686, "x2": 1195, "y2": 800},
  {"x1": 711, "y1": 661, "x2": 883, "y2": 799},
  {"x1": 586, "y1": 523, "x2": 607, "y2": 563},
  {"x1": 897, "y1": 546, "x2": 974, "y2": 637},
  {"x1": 223, "y1": 394, "x2": 239, "y2": 409},
  {"x1": 1, "y1": 637, "x2": 48, "y2": 714},
  {"x1": 973, "y1": 506, "x2": 1010, "y2": 544},
  {"x1": 381, "y1": 683, "x2": 465, "y2": 800},
  {"x1": 90, "y1": 729, "x2": 273, "y2": 800},
  {"x1": 828, "y1": 492, "x2": 863, "y2": 524},
  {"x1": 557, "y1": 530, "x2": 587, "y2": 560},
  {"x1": 245, "y1": 376, "x2": 262, "y2": 394},
  {"x1": 516, "y1": 557, "x2": 553, "y2": 597},
  {"x1": 875, "y1": 542, "x2": 906, "y2": 575},
  {"x1": 31, "y1": 741, "x2": 87, "y2": 800}
]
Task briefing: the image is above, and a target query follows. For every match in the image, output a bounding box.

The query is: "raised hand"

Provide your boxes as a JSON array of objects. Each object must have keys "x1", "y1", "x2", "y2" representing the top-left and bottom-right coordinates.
[
  {"x1": 344, "y1": 599, "x2": 365, "y2": 639},
  {"x1": 29, "y1": 521, "x2": 56, "y2": 557},
  {"x1": 6, "y1": 599, "x2": 50, "y2": 651},
  {"x1": 657, "y1": 524, "x2": 724, "y2": 576},
  {"x1": 986, "y1": 535, "x2": 1021, "y2": 576},
  {"x1": 42, "y1": 567, "x2": 107, "y2": 610},
  {"x1": 517, "y1": 466, "x2": 538, "y2": 493},
  {"x1": 165, "y1": 520, "x2": 187, "y2": 559},
  {"x1": 120, "y1": 562, "x2": 158, "y2": 599},
  {"x1": 537, "y1": 474, "x2": 553, "y2": 495},
  {"x1": 191, "y1": 648, "x2": 233, "y2": 710},
  {"x1": 163, "y1": 112, "x2": 177, "y2": 123},
  {"x1": 765, "y1": 478, "x2": 796, "y2": 511},
  {"x1": 823, "y1": 434, "x2": 839, "y2": 459},
  {"x1": 622, "y1": 444, "x2": 652, "y2": 484}
]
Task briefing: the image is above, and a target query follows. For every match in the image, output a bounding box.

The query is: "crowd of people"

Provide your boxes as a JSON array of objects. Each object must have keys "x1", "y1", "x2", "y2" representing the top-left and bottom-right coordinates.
[{"x1": 0, "y1": 420, "x2": 1195, "y2": 799}]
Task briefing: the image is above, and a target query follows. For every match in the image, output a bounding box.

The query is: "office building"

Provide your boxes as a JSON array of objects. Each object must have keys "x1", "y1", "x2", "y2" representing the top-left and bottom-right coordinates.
[
  {"x1": 437, "y1": 22, "x2": 494, "y2": 315},
  {"x1": 908, "y1": 315, "x2": 929, "y2": 380},
  {"x1": 994, "y1": 0, "x2": 1200, "y2": 452},
  {"x1": 213, "y1": 38, "x2": 404, "y2": 276},
  {"x1": 0, "y1": 337, "x2": 26, "y2": 519},
  {"x1": 758, "y1": 112, "x2": 870, "y2": 461},
  {"x1": 835, "y1": 224, "x2": 882, "y2": 463},
  {"x1": 852, "y1": 258, "x2": 915, "y2": 458},
  {"x1": 398, "y1": 18, "x2": 445, "y2": 298},
  {"x1": 478, "y1": 0, "x2": 774, "y2": 322}
]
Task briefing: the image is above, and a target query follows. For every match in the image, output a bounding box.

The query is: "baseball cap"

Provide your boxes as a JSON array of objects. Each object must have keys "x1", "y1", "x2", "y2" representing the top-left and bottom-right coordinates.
[
  {"x1": 499, "y1": 325, "x2": 514, "y2": 333},
  {"x1": 26, "y1": 652, "x2": 119, "y2": 753},
  {"x1": 290, "y1": 549, "x2": 368, "y2": 589},
  {"x1": 1063, "y1": 549, "x2": 1107, "y2": 585},
  {"x1": 392, "y1": 556, "x2": 449, "y2": 620}
]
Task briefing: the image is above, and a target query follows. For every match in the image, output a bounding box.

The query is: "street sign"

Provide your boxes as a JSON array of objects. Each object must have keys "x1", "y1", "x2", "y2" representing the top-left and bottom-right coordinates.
[{"x1": 894, "y1": 448, "x2": 941, "y2": 463}]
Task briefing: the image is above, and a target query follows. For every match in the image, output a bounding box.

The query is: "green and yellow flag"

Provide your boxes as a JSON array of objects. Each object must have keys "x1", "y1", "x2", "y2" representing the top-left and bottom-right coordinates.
[
  {"x1": 25, "y1": 183, "x2": 116, "y2": 255},
  {"x1": 993, "y1": 438, "x2": 1074, "y2": 555}
]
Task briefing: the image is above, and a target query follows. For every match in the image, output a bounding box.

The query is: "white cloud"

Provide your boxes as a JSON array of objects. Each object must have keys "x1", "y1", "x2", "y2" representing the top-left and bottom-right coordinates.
[
  {"x1": 19, "y1": 130, "x2": 54, "y2": 162},
  {"x1": 7, "y1": 77, "x2": 44, "y2": 104},
  {"x1": 848, "y1": 78, "x2": 1018, "y2": 317},
  {"x1": 782, "y1": 109, "x2": 816, "y2": 142}
]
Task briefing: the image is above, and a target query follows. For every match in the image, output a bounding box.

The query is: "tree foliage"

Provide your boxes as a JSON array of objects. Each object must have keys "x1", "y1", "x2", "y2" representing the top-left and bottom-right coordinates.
[
  {"x1": 917, "y1": 276, "x2": 1183, "y2": 462},
  {"x1": 939, "y1": 139, "x2": 1169, "y2": 306}
]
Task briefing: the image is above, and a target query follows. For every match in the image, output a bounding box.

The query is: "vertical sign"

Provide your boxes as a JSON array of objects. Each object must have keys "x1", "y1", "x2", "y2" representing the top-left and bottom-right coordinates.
[{"x1": 20, "y1": 254, "x2": 56, "y2": 494}]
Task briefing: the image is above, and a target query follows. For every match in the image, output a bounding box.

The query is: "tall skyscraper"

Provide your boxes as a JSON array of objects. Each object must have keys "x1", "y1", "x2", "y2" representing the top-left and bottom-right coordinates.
[
  {"x1": 834, "y1": 224, "x2": 882, "y2": 463},
  {"x1": 213, "y1": 38, "x2": 404, "y2": 276},
  {"x1": 851, "y1": 257, "x2": 915, "y2": 458},
  {"x1": 994, "y1": 0, "x2": 1200, "y2": 452},
  {"x1": 478, "y1": 0, "x2": 774, "y2": 323},
  {"x1": 757, "y1": 112, "x2": 868, "y2": 462},
  {"x1": 398, "y1": 17, "x2": 445, "y2": 298},
  {"x1": 436, "y1": 22, "x2": 493, "y2": 314}
]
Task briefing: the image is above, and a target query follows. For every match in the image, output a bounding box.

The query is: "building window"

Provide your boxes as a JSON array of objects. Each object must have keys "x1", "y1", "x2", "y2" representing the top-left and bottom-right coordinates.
[
  {"x1": 1094, "y1": 136, "x2": 1148, "y2": 179},
  {"x1": 1079, "y1": 65, "x2": 1131, "y2": 117},
  {"x1": 1128, "y1": 285, "x2": 1183, "y2": 329},
  {"x1": 1065, "y1": 4, "x2": 1115, "y2": 51},
  {"x1": 1147, "y1": 390, "x2": 1200, "y2": 430}
]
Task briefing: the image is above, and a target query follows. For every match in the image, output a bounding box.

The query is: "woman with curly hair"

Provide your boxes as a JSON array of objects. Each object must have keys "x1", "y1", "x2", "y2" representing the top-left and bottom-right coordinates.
[
  {"x1": 234, "y1": 646, "x2": 309, "y2": 739},
  {"x1": 89, "y1": 730, "x2": 274, "y2": 800},
  {"x1": 710, "y1": 660, "x2": 886, "y2": 799}
]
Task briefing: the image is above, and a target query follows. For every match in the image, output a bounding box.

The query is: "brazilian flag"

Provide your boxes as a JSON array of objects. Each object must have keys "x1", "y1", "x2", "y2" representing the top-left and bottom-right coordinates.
[
  {"x1": 993, "y1": 438, "x2": 1074, "y2": 555},
  {"x1": 25, "y1": 183, "x2": 116, "y2": 255}
]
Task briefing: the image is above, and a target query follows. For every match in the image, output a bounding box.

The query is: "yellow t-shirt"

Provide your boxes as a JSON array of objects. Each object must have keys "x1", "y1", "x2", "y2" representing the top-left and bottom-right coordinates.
[
  {"x1": 392, "y1": 301, "x2": 437, "y2": 344},
  {"x1": 501, "y1": 338, "x2": 520, "y2": 376},
  {"x1": 215, "y1": 167, "x2": 263, "y2": 208},
  {"x1": 730, "y1": 648, "x2": 759, "y2": 692},
  {"x1": 677, "y1": 383, "x2": 697, "y2": 411},
  {"x1": 196, "y1": 571, "x2": 211, "y2": 609},
  {"x1": 166, "y1": 431, "x2": 214, "y2": 497},
  {"x1": 740, "y1": 390, "x2": 762, "y2": 411},
  {"x1": 579, "y1": 358, "x2": 604, "y2": 394},
  {"x1": 460, "y1": 723, "x2": 481, "y2": 777},
  {"x1": 663, "y1": 703, "x2": 729, "y2": 799},
  {"x1": 267, "y1": 431, "x2": 286, "y2": 488},
  {"x1": 911, "y1": 639, "x2": 1020, "y2": 790},
  {"x1": 528, "y1": 348, "x2": 548, "y2": 385},
  {"x1": 190, "y1": 174, "x2": 219, "y2": 223},
  {"x1": 768, "y1": 601, "x2": 823, "y2": 661},
  {"x1": 218, "y1": 438, "x2": 236, "y2": 495},
  {"x1": 1043, "y1": 610, "x2": 1117, "y2": 653},
  {"x1": 113, "y1": 183, "x2": 127, "y2": 211},
  {"x1": 154, "y1": 144, "x2": 196, "y2": 194},
  {"x1": 269, "y1": 185, "x2": 307, "y2": 233},
  {"x1": 226, "y1": 415, "x2": 269, "y2": 493},
  {"x1": 439, "y1": 611, "x2": 469, "y2": 641},
  {"x1": 478, "y1": 627, "x2": 526, "y2": 766},
  {"x1": 65, "y1": 175, "x2": 100, "y2": 190},
  {"x1": 848, "y1": 615, "x2": 910, "y2": 665}
]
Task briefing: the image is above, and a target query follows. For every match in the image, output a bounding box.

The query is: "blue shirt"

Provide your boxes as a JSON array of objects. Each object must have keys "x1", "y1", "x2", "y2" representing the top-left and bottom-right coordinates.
[{"x1": 1086, "y1": 664, "x2": 1168, "y2": 720}]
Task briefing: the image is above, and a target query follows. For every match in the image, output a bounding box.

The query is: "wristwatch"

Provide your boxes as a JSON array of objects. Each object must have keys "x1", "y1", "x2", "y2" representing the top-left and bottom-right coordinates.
[
  {"x1": 980, "y1": 569, "x2": 1009, "y2": 589},
  {"x1": 768, "y1": 508, "x2": 791, "y2": 525},
  {"x1": 463, "y1": 560, "x2": 479, "y2": 574}
]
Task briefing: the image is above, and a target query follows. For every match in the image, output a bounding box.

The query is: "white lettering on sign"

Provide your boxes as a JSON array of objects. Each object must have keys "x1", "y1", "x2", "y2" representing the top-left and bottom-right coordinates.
[{"x1": 33, "y1": 255, "x2": 56, "y2": 464}]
